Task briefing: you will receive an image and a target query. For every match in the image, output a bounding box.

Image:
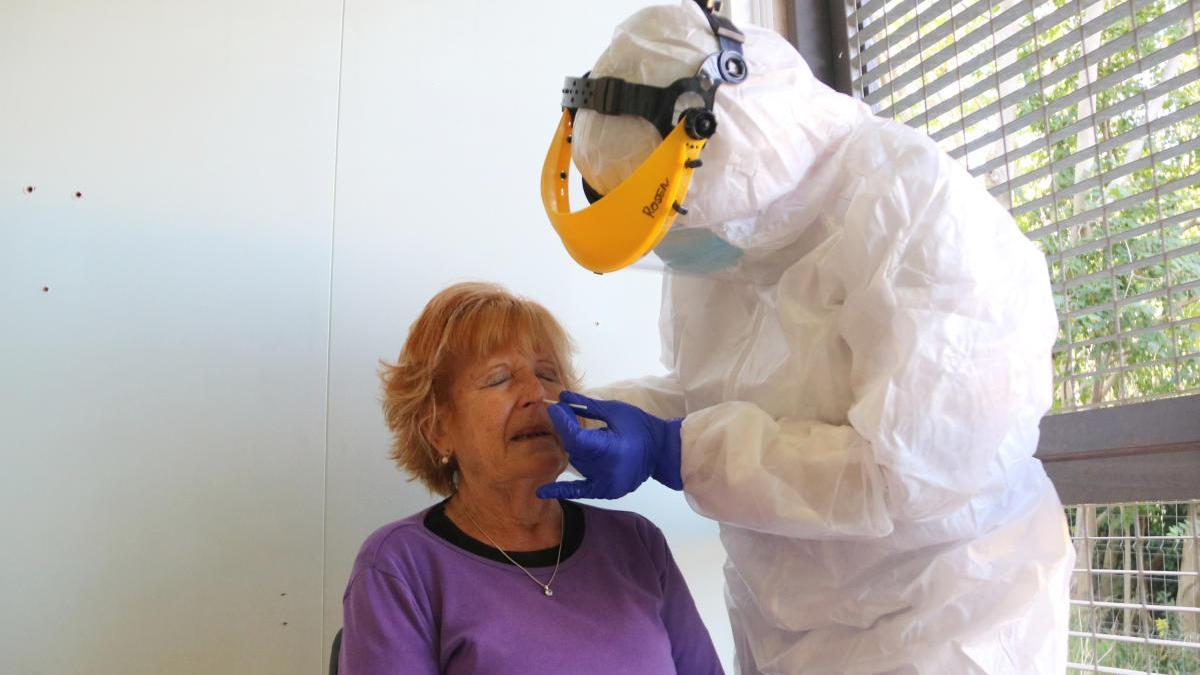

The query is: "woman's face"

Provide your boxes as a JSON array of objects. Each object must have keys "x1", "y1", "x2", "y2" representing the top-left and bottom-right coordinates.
[{"x1": 431, "y1": 346, "x2": 568, "y2": 490}]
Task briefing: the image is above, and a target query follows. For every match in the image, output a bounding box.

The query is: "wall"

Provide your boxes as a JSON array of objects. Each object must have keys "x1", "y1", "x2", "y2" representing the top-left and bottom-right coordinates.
[
  {"x1": 2, "y1": 1, "x2": 341, "y2": 672},
  {"x1": 1, "y1": 1, "x2": 732, "y2": 673}
]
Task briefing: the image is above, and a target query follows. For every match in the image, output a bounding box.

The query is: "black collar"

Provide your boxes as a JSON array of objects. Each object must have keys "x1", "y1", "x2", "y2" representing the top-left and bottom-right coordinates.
[{"x1": 423, "y1": 498, "x2": 585, "y2": 567}]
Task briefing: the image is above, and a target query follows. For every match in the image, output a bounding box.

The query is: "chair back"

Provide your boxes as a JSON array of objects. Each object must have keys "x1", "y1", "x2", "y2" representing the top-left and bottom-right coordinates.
[{"x1": 329, "y1": 628, "x2": 343, "y2": 675}]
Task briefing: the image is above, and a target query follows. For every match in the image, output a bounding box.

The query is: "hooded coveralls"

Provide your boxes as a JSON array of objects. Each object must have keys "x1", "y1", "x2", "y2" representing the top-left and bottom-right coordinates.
[{"x1": 568, "y1": 2, "x2": 1075, "y2": 672}]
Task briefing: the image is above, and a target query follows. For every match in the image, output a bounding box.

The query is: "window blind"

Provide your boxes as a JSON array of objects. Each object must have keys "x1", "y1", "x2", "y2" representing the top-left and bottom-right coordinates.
[{"x1": 841, "y1": 0, "x2": 1200, "y2": 412}]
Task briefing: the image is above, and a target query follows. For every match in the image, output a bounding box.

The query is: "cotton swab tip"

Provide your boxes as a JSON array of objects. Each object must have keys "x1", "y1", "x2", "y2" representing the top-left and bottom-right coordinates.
[{"x1": 543, "y1": 398, "x2": 587, "y2": 410}]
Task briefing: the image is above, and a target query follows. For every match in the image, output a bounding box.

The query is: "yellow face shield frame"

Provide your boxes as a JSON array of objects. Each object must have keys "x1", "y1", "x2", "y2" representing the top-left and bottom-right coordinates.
[{"x1": 540, "y1": 108, "x2": 714, "y2": 274}]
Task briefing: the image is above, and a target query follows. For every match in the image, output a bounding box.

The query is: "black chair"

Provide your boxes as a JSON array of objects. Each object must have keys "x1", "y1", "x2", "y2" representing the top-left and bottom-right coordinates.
[{"x1": 329, "y1": 628, "x2": 343, "y2": 675}]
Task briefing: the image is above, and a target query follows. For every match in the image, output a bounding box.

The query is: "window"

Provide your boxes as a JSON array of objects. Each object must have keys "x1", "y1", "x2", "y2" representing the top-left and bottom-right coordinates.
[{"x1": 839, "y1": 0, "x2": 1200, "y2": 412}]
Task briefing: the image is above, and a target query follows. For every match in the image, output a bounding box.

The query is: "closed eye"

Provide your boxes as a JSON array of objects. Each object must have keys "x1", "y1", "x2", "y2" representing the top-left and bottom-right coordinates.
[{"x1": 483, "y1": 373, "x2": 511, "y2": 388}]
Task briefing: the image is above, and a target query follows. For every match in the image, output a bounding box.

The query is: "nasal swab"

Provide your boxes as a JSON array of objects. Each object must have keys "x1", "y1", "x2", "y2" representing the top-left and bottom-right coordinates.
[{"x1": 544, "y1": 398, "x2": 588, "y2": 411}]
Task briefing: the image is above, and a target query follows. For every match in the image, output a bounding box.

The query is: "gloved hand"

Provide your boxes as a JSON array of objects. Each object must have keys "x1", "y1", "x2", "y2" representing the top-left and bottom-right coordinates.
[{"x1": 536, "y1": 391, "x2": 683, "y2": 500}]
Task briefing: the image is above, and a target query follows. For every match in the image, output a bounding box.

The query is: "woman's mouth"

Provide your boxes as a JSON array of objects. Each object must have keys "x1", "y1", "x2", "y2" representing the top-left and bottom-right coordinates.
[{"x1": 510, "y1": 427, "x2": 553, "y2": 442}]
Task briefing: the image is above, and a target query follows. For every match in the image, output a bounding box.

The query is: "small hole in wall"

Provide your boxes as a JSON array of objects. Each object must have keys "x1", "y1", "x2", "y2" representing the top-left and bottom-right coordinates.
[
  {"x1": 24, "y1": 186, "x2": 35, "y2": 193},
  {"x1": 280, "y1": 592, "x2": 287, "y2": 597},
  {"x1": 42, "y1": 286, "x2": 50, "y2": 293},
  {"x1": 281, "y1": 622, "x2": 289, "y2": 627},
  {"x1": 74, "y1": 191, "x2": 83, "y2": 199}
]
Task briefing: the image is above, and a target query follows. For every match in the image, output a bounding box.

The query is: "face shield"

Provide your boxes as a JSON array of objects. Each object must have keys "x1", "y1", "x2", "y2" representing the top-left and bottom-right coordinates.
[{"x1": 540, "y1": 0, "x2": 748, "y2": 275}]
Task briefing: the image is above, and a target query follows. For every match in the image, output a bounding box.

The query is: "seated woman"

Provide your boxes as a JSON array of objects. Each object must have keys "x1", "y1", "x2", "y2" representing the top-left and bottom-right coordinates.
[{"x1": 340, "y1": 282, "x2": 722, "y2": 674}]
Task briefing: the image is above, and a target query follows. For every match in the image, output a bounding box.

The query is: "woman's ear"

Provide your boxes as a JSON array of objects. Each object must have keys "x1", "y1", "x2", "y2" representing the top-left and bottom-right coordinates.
[
  {"x1": 425, "y1": 375, "x2": 458, "y2": 454},
  {"x1": 423, "y1": 420, "x2": 441, "y2": 454},
  {"x1": 424, "y1": 405, "x2": 451, "y2": 455}
]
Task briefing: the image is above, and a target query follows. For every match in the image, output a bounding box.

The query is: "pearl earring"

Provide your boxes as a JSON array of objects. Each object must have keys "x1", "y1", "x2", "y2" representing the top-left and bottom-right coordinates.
[{"x1": 440, "y1": 455, "x2": 450, "y2": 465}]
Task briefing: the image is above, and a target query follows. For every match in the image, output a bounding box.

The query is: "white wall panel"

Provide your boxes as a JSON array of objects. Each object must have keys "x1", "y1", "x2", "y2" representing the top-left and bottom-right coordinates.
[
  {"x1": 325, "y1": 0, "x2": 732, "y2": 668},
  {"x1": 0, "y1": 1, "x2": 343, "y2": 673}
]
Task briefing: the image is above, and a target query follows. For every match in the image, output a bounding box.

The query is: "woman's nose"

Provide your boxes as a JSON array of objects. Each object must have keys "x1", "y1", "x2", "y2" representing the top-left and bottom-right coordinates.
[{"x1": 515, "y1": 369, "x2": 548, "y2": 404}]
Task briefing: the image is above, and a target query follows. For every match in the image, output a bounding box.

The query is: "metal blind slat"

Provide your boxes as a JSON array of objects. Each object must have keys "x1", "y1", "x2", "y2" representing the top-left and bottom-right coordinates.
[
  {"x1": 1060, "y1": 351, "x2": 1200, "y2": 383},
  {"x1": 905, "y1": 0, "x2": 1178, "y2": 138},
  {"x1": 985, "y1": 96, "x2": 1200, "y2": 198},
  {"x1": 1053, "y1": 315, "x2": 1200, "y2": 354},
  {"x1": 946, "y1": 66, "x2": 1197, "y2": 166},
  {"x1": 1075, "y1": 564, "x2": 1195, "y2": 576},
  {"x1": 859, "y1": 0, "x2": 953, "y2": 61},
  {"x1": 1002, "y1": 135, "x2": 1200, "y2": 218},
  {"x1": 861, "y1": 0, "x2": 1040, "y2": 105},
  {"x1": 854, "y1": 2, "x2": 915, "y2": 48},
  {"x1": 1067, "y1": 630, "x2": 1200, "y2": 651},
  {"x1": 1066, "y1": 664, "x2": 1170, "y2": 675},
  {"x1": 1062, "y1": 278, "x2": 1200, "y2": 323},
  {"x1": 855, "y1": 0, "x2": 920, "y2": 43},
  {"x1": 1058, "y1": 242, "x2": 1200, "y2": 298},
  {"x1": 859, "y1": 0, "x2": 989, "y2": 67},
  {"x1": 854, "y1": 0, "x2": 893, "y2": 27},
  {"x1": 930, "y1": 11, "x2": 1192, "y2": 153},
  {"x1": 1069, "y1": 601, "x2": 1200, "y2": 615},
  {"x1": 964, "y1": 45, "x2": 1200, "y2": 186},
  {"x1": 859, "y1": 0, "x2": 1138, "y2": 109},
  {"x1": 1043, "y1": 207, "x2": 1200, "y2": 264},
  {"x1": 857, "y1": 0, "x2": 1039, "y2": 82},
  {"x1": 905, "y1": 0, "x2": 1084, "y2": 126},
  {"x1": 1040, "y1": 100, "x2": 1200, "y2": 176},
  {"x1": 1027, "y1": 171, "x2": 1200, "y2": 246},
  {"x1": 872, "y1": 0, "x2": 1088, "y2": 118},
  {"x1": 1044, "y1": 67, "x2": 1197, "y2": 146}
]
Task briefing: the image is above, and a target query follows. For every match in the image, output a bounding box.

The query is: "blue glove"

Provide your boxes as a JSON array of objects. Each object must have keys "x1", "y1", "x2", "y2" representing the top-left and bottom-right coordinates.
[{"x1": 537, "y1": 391, "x2": 684, "y2": 500}]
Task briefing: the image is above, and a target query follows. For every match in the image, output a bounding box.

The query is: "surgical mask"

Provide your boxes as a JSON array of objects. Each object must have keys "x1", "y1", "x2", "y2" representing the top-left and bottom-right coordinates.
[{"x1": 653, "y1": 226, "x2": 743, "y2": 274}]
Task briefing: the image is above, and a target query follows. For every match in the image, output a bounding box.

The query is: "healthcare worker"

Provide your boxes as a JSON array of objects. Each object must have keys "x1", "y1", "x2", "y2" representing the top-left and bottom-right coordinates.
[{"x1": 536, "y1": 1, "x2": 1075, "y2": 673}]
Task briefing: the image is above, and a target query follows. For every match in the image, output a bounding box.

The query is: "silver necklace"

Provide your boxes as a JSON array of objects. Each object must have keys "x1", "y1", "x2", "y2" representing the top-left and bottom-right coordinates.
[{"x1": 456, "y1": 499, "x2": 564, "y2": 597}]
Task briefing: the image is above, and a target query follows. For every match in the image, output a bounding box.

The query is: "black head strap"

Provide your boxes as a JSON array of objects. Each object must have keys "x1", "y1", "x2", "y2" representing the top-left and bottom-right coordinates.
[
  {"x1": 558, "y1": 3, "x2": 747, "y2": 137},
  {"x1": 562, "y1": 0, "x2": 748, "y2": 204},
  {"x1": 560, "y1": 75, "x2": 721, "y2": 139}
]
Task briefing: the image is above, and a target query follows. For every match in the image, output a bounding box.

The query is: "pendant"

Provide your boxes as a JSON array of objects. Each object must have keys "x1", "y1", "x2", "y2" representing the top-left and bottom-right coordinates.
[{"x1": 543, "y1": 587, "x2": 554, "y2": 597}]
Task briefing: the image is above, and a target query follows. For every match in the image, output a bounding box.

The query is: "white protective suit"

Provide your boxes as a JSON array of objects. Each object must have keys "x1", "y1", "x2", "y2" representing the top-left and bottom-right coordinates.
[{"x1": 574, "y1": 3, "x2": 1075, "y2": 673}]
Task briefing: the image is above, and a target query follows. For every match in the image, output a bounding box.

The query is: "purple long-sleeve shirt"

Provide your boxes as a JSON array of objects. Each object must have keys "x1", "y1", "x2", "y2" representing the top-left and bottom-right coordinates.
[{"x1": 340, "y1": 499, "x2": 723, "y2": 674}]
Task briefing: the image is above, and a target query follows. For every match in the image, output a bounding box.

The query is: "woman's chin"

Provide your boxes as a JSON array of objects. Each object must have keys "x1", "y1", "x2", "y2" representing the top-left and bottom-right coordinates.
[
  {"x1": 525, "y1": 445, "x2": 569, "y2": 478},
  {"x1": 502, "y1": 439, "x2": 568, "y2": 483}
]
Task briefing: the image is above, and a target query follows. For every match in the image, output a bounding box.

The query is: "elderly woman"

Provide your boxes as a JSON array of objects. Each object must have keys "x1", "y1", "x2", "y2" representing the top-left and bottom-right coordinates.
[{"x1": 339, "y1": 282, "x2": 722, "y2": 674}]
